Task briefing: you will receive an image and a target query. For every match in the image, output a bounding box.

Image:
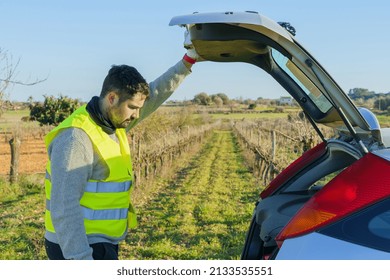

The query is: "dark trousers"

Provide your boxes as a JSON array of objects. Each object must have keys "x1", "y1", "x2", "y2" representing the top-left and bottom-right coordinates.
[{"x1": 45, "y1": 239, "x2": 119, "y2": 260}]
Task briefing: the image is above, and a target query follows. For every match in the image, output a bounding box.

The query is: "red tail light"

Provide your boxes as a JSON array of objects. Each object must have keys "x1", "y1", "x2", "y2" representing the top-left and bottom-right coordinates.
[
  {"x1": 260, "y1": 142, "x2": 327, "y2": 199},
  {"x1": 275, "y1": 152, "x2": 390, "y2": 245}
]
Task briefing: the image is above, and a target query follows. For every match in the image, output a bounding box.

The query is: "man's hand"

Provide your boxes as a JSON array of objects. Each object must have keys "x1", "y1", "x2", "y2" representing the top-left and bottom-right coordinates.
[
  {"x1": 183, "y1": 30, "x2": 193, "y2": 49},
  {"x1": 182, "y1": 29, "x2": 204, "y2": 66}
]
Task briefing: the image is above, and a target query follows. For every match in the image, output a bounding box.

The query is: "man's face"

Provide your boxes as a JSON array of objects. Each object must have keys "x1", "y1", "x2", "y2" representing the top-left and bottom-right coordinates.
[{"x1": 108, "y1": 92, "x2": 147, "y2": 129}]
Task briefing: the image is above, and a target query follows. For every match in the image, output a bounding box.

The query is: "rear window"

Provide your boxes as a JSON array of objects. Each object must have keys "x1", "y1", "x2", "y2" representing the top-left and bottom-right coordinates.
[{"x1": 271, "y1": 48, "x2": 332, "y2": 114}]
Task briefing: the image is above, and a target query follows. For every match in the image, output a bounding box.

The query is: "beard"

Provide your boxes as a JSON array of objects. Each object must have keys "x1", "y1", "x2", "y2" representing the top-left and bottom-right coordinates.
[
  {"x1": 107, "y1": 108, "x2": 131, "y2": 129},
  {"x1": 110, "y1": 115, "x2": 135, "y2": 129},
  {"x1": 116, "y1": 119, "x2": 132, "y2": 129}
]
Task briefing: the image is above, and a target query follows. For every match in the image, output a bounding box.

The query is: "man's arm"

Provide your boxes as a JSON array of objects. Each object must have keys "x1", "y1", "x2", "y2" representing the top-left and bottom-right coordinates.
[
  {"x1": 126, "y1": 59, "x2": 191, "y2": 130},
  {"x1": 48, "y1": 128, "x2": 94, "y2": 260},
  {"x1": 126, "y1": 29, "x2": 202, "y2": 130}
]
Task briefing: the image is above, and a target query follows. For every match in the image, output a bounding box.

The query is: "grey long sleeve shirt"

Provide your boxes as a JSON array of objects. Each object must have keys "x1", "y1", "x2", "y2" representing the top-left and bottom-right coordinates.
[{"x1": 45, "y1": 60, "x2": 191, "y2": 260}]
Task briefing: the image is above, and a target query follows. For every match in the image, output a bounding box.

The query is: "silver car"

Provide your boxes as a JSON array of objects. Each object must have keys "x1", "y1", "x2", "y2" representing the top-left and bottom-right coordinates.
[{"x1": 170, "y1": 11, "x2": 390, "y2": 259}]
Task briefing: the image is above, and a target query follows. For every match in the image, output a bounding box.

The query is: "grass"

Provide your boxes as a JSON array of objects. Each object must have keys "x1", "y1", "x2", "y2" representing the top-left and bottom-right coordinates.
[
  {"x1": 121, "y1": 130, "x2": 261, "y2": 260},
  {"x1": 1, "y1": 109, "x2": 30, "y2": 120},
  {"x1": 0, "y1": 109, "x2": 39, "y2": 130},
  {"x1": 211, "y1": 112, "x2": 290, "y2": 120},
  {"x1": 376, "y1": 115, "x2": 390, "y2": 128},
  {"x1": 0, "y1": 175, "x2": 46, "y2": 259}
]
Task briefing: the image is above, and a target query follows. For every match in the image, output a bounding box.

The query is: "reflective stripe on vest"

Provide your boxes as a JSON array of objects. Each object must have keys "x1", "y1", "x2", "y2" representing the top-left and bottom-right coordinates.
[
  {"x1": 46, "y1": 200, "x2": 128, "y2": 220},
  {"x1": 44, "y1": 105, "x2": 137, "y2": 239},
  {"x1": 84, "y1": 181, "x2": 132, "y2": 193}
]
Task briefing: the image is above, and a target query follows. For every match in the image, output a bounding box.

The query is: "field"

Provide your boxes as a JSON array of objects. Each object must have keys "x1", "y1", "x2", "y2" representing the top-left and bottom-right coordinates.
[
  {"x1": 0, "y1": 107, "x2": 264, "y2": 259},
  {"x1": 0, "y1": 109, "x2": 48, "y2": 175},
  {"x1": 1, "y1": 106, "x2": 390, "y2": 260},
  {"x1": 0, "y1": 129, "x2": 260, "y2": 259},
  {"x1": 0, "y1": 109, "x2": 32, "y2": 129},
  {"x1": 0, "y1": 137, "x2": 47, "y2": 175}
]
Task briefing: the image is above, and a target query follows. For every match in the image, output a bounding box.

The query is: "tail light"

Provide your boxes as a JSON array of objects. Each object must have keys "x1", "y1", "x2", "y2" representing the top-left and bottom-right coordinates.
[
  {"x1": 260, "y1": 142, "x2": 327, "y2": 199},
  {"x1": 275, "y1": 152, "x2": 390, "y2": 246}
]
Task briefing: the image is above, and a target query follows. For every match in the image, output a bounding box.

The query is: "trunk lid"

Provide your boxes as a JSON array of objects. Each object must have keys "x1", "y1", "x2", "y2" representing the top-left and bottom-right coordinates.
[{"x1": 170, "y1": 11, "x2": 381, "y2": 149}]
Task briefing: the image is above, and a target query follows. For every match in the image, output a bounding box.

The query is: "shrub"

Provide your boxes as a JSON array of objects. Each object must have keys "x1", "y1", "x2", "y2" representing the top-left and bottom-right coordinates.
[
  {"x1": 29, "y1": 95, "x2": 80, "y2": 126},
  {"x1": 248, "y1": 103, "x2": 257, "y2": 110}
]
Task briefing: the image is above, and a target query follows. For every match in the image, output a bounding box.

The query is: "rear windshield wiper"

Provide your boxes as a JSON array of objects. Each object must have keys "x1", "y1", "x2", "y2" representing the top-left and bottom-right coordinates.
[{"x1": 305, "y1": 59, "x2": 369, "y2": 154}]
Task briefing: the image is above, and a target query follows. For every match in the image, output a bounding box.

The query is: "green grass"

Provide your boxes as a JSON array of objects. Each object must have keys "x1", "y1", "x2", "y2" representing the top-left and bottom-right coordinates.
[
  {"x1": 121, "y1": 130, "x2": 261, "y2": 259},
  {"x1": 0, "y1": 109, "x2": 29, "y2": 121},
  {"x1": 0, "y1": 109, "x2": 39, "y2": 130},
  {"x1": 211, "y1": 112, "x2": 289, "y2": 120},
  {"x1": 0, "y1": 175, "x2": 46, "y2": 259},
  {"x1": 377, "y1": 115, "x2": 390, "y2": 128}
]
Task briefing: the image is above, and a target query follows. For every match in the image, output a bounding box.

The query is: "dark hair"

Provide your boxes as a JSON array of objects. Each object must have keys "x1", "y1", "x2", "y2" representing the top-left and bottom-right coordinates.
[{"x1": 100, "y1": 65, "x2": 149, "y2": 102}]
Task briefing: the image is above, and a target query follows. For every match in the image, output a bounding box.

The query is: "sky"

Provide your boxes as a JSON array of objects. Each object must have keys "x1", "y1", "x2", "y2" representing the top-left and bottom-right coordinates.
[{"x1": 1, "y1": 0, "x2": 390, "y2": 102}]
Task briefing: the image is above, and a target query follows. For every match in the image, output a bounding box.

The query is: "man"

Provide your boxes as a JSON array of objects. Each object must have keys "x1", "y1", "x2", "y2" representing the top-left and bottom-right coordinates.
[{"x1": 43, "y1": 35, "x2": 201, "y2": 260}]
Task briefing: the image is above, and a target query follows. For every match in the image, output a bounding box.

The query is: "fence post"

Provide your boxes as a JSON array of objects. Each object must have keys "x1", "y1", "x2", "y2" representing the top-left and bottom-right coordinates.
[
  {"x1": 271, "y1": 130, "x2": 276, "y2": 161},
  {"x1": 132, "y1": 133, "x2": 136, "y2": 152},
  {"x1": 9, "y1": 135, "x2": 21, "y2": 184},
  {"x1": 137, "y1": 137, "x2": 142, "y2": 186},
  {"x1": 269, "y1": 130, "x2": 276, "y2": 181}
]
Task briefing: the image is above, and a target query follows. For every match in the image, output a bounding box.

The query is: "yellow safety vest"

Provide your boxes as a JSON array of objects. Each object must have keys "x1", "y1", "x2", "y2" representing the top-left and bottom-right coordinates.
[{"x1": 44, "y1": 105, "x2": 137, "y2": 239}]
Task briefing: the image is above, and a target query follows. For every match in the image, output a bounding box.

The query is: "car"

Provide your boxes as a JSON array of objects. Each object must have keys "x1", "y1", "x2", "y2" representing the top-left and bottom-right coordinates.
[{"x1": 170, "y1": 11, "x2": 390, "y2": 259}]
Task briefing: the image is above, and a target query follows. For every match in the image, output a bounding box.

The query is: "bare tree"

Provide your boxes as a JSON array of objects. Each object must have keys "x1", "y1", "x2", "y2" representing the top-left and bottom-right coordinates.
[{"x1": 0, "y1": 48, "x2": 46, "y2": 116}]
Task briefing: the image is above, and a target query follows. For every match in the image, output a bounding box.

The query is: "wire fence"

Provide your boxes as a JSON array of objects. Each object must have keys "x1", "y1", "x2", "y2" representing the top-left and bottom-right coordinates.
[
  {"x1": 0, "y1": 118, "x2": 219, "y2": 186},
  {"x1": 231, "y1": 115, "x2": 332, "y2": 185}
]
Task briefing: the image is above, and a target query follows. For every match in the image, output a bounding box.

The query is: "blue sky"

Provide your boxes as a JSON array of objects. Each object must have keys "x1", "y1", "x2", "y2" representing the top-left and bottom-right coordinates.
[{"x1": 1, "y1": 0, "x2": 390, "y2": 102}]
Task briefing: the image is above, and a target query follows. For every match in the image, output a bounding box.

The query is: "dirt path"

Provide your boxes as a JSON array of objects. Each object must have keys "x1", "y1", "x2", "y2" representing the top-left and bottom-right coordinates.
[{"x1": 121, "y1": 130, "x2": 260, "y2": 260}]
